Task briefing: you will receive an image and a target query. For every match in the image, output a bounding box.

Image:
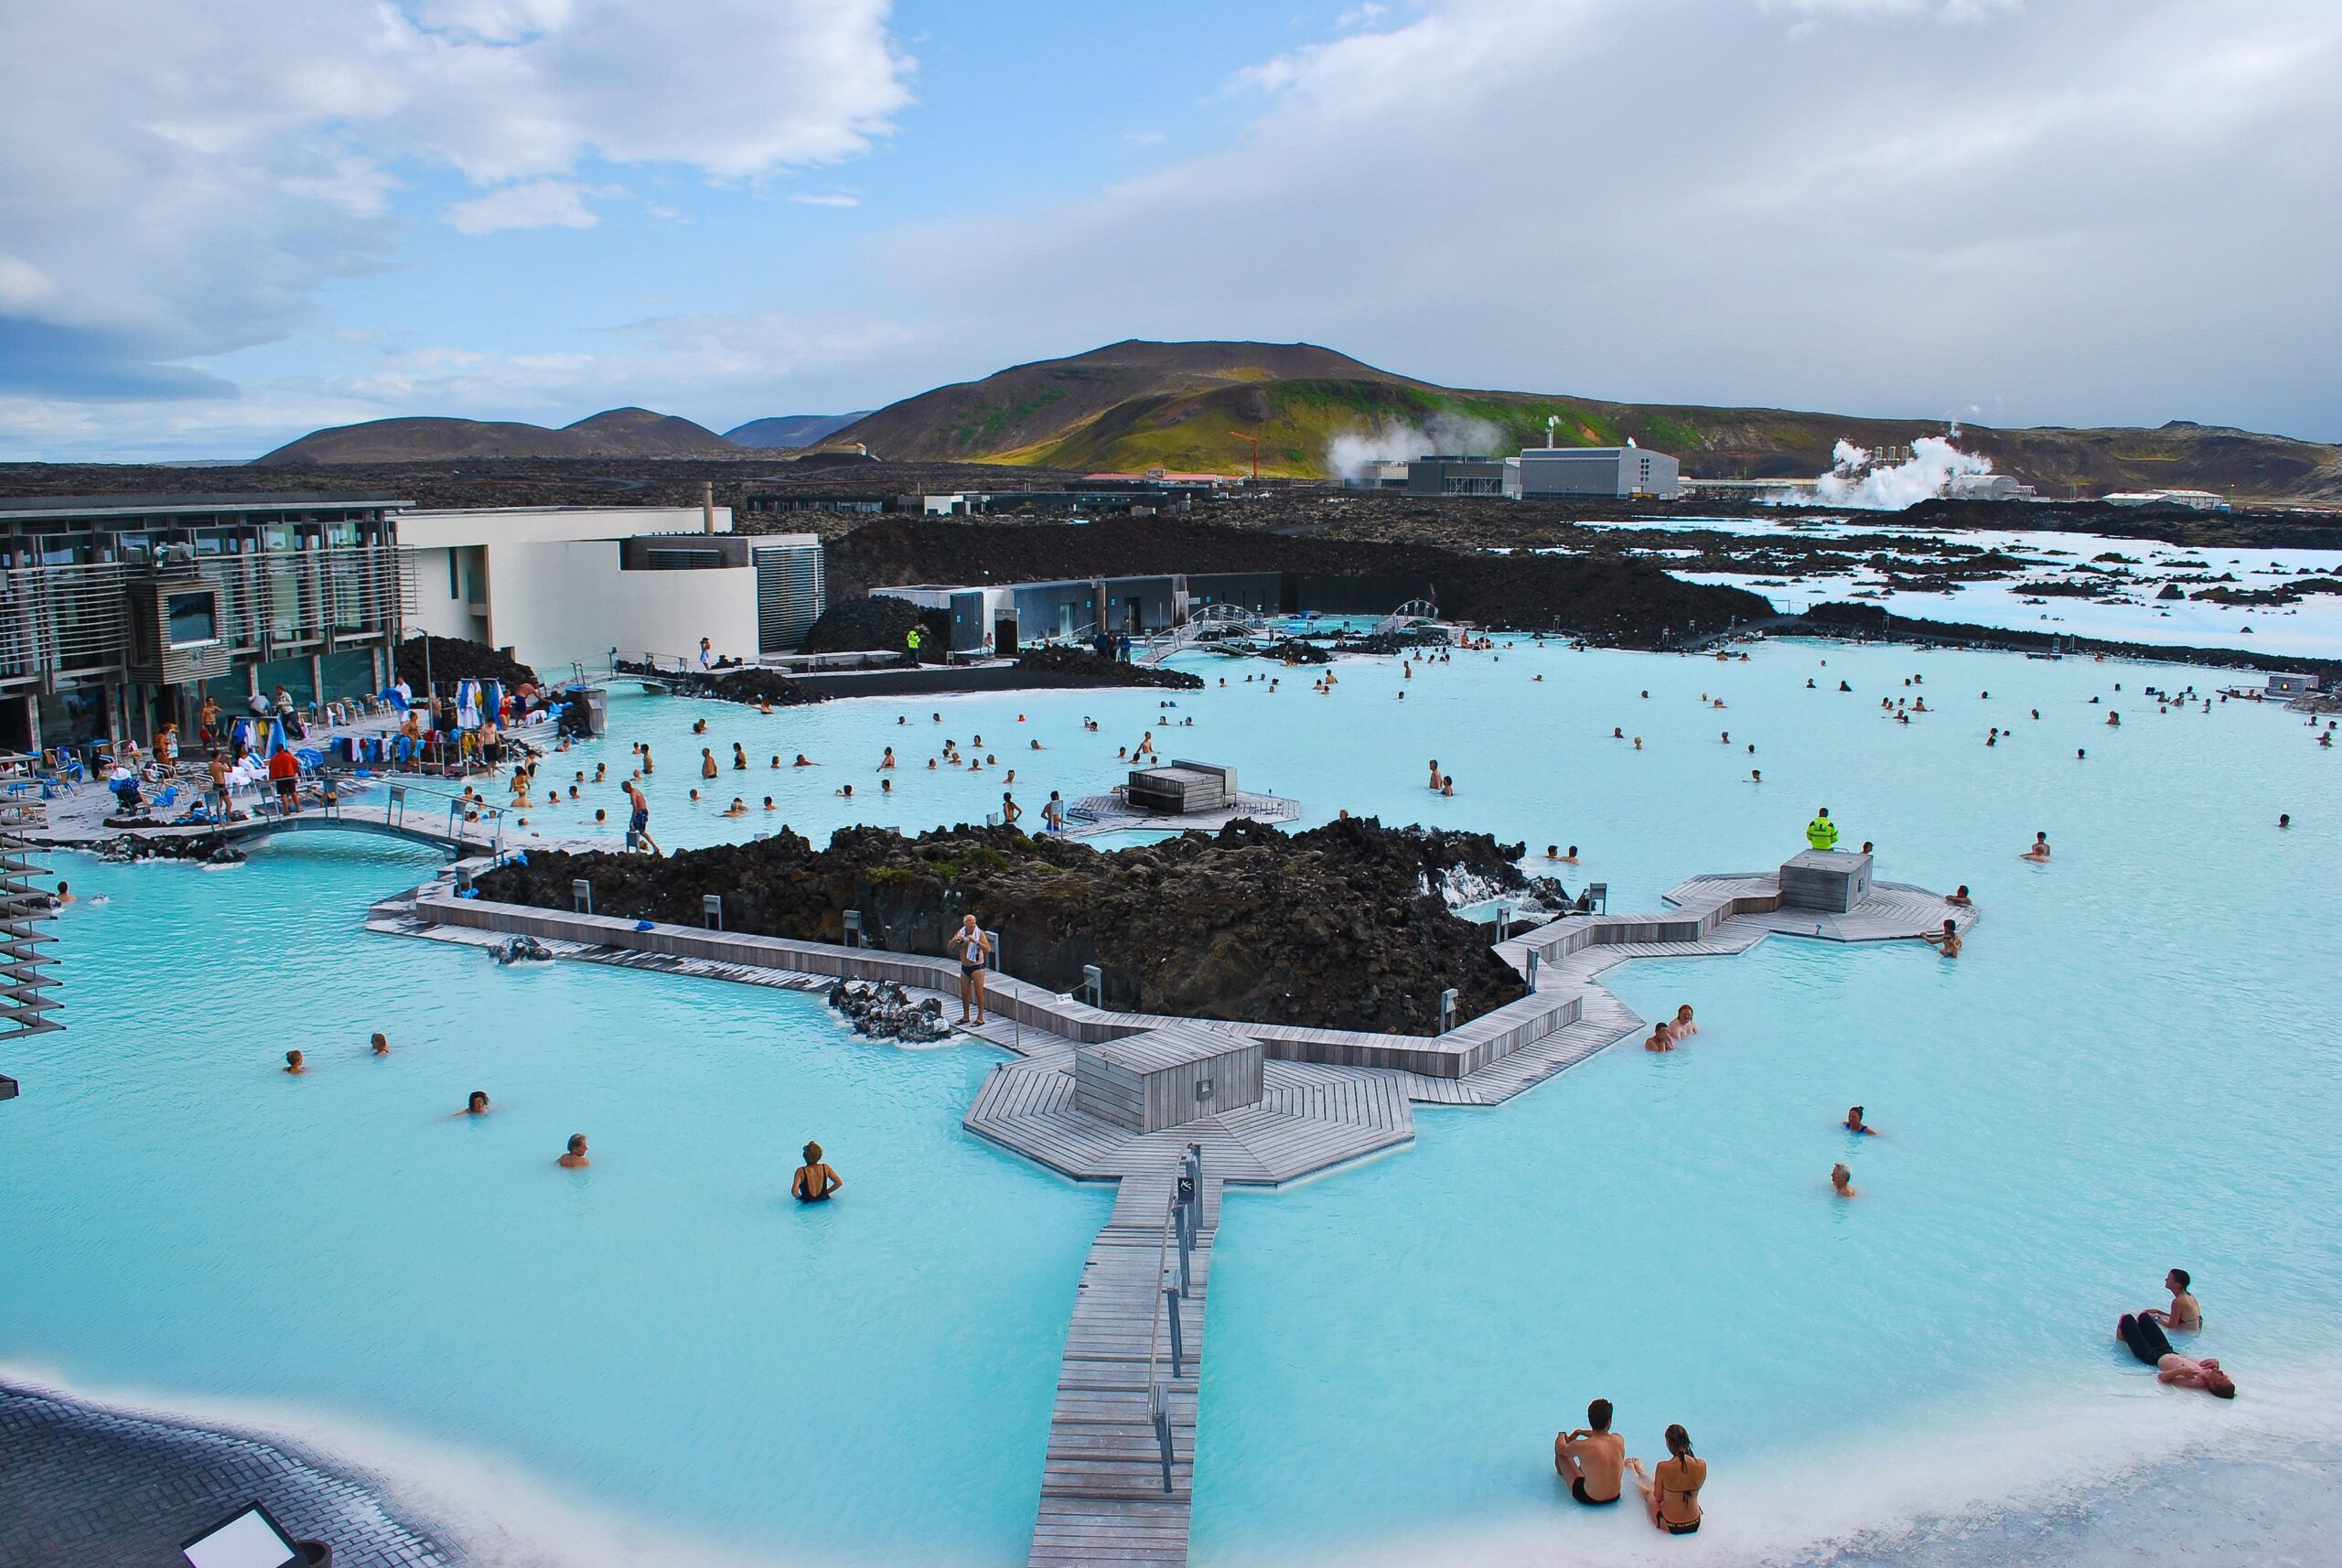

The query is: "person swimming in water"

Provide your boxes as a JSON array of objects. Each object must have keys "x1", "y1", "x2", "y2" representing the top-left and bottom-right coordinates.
[
  {"x1": 463, "y1": 1091, "x2": 491, "y2": 1115},
  {"x1": 1920, "y1": 919, "x2": 1961, "y2": 957},
  {"x1": 371, "y1": 1032, "x2": 390, "y2": 1056},
  {"x1": 2115, "y1": 1313, "x2": 2232, "y2": 1396},
  {"x1": 1844, "y1": 1106, "x2": 1875, "y2": 1134},
  {"x1": 1553, "y1": 1398, "x2": 1626, "y2": 1506},
  {"x1": 1626, "y1": 1424, "x2": 1705, "y2": 1536},
  {"x1": 791, "y1": 1141, "x2": 842, "y2": 1202},
  {"x1": 2021, "y1": 832, "x2": 2051, "y2": 862},
  {"x1": 1669, "y1": 1005, "x2": 1698, "y2": 1040},
  {"x1": 1643, "y1": 1024, "x2": 1675, "y2": 1053},
  {"x1": 2143, "y1": 1268, "x2": 2202, "y2": 1333},
  {"x1": 284, "y1": 1049, "x2": 306, "y2": 1075},
  {"x1": 1832, "y1": 1163, "x2": 1856, "y2": 1197},
  {"x1": 558, "y1": 1133, "x2": 590, "y2": 1169},
  {"x1": 1946, "y1": 885, "x2": 1973, "y2": 908}
]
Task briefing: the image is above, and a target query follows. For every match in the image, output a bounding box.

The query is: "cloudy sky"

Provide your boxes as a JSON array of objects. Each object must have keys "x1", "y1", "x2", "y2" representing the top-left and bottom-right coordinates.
[{"x1": 3, "y1": 0, "x2": 2337, "y2": 459}]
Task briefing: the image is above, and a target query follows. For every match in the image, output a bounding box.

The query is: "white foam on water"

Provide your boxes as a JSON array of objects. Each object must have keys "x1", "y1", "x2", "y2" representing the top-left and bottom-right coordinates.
[{"x1": 1202, "y1": 1359, "x2": 2342, "y2": 1568}]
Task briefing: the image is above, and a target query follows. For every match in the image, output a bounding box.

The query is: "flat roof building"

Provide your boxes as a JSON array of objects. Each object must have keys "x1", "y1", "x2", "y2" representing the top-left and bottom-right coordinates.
[
  {"x1": 397, "y1": 507, "x2": 824, "y2": 675},
  {"x1": 1518, "y1": 446, "x2": 1680, "y2": 500},
  {"x1": 0, "y1": 492, "x2": 405, "y2": 752}
]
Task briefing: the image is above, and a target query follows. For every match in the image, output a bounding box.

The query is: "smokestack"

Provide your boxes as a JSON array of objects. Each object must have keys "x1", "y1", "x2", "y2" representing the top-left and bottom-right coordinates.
[{"x1": 702, "y1": 480, "x2": 715, "y2": 533}]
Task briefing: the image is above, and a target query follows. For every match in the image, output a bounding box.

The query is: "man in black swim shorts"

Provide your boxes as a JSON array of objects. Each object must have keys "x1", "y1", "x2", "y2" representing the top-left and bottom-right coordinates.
[{"x1": 1554, "y1": 1398, "x2": 1625, "y2": 1505}]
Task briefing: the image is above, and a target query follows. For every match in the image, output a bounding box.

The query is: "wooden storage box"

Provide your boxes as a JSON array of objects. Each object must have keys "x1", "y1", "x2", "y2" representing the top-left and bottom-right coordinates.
[{"x1": 1074, "y1": 1021, "x2": 1264, "y2": 1132}]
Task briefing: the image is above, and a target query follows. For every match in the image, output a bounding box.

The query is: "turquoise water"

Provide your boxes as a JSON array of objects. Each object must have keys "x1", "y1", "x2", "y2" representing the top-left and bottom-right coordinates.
[
  {"x1": 1, "y1": 840, "x2": 1108, "y2": 1566},
  {"x1": 5, "y1": 638, "x2": 2337, "y2": 1566}
]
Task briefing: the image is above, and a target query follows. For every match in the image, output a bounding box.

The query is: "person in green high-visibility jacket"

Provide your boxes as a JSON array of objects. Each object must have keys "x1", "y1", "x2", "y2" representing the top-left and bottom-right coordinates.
[
  {"x1": 1806, "y1": 807, "x2": 1840, "y2": 851},
  {"x1": 904, "y1": 624, "x2": 923, "y2": 667}
]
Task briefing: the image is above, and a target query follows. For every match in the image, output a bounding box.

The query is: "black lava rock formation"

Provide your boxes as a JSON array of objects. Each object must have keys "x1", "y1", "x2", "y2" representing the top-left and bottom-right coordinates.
[{"x1": 472, "y1": 815, "x2": 1530, "y2": 1033}]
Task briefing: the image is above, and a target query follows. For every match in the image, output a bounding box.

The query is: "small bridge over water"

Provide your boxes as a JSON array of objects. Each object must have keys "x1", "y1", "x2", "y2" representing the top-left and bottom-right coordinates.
[{"x1": 160, "y1": 784, "x2": 518, "y2": 860}]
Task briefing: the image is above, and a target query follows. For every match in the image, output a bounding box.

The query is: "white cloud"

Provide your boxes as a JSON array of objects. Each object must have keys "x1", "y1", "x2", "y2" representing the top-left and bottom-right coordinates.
[
  {"x1": 1337, "y1": 3, "x2": 1391, "y2": 27},
  {"x1": 788, "y1": 192, "x2": 863, "y2": 208},
  {"x1": 0, "y1": 0, "x2": 911, "y2": 394},
  {"x1": 443, "y1": 178, "x2": 603, "y2": 233},
  {"x1": 0, "y1": 254, "x2": 56, "y2": 310},
  {"x1": 885, "y1": 0, "x2": 2342, "y2": 440},
  {"x1": 0, "y1": 308, "x2": 926, "y2": 460}
]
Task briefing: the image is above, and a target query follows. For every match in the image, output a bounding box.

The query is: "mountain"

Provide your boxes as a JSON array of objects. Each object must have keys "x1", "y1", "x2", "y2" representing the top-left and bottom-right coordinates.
[
  {"x1": 723, "y1": 413, "x2": 872, "y2": 448},
  {"x1": 824, "y1": 340, "x2": 2342, "y2": 503},
  {"x1": 255, "y1": 406, "x2": 746, "y2": 465}
]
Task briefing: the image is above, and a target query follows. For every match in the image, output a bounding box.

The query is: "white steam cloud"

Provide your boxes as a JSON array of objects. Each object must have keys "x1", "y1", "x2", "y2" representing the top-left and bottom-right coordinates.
[
  {"x1": 1327, "y1": 413, "x2": 1504, "y2": 482},
  {"x1": 1802, "y1": 435, "x2": 1996, "y2": 510}
]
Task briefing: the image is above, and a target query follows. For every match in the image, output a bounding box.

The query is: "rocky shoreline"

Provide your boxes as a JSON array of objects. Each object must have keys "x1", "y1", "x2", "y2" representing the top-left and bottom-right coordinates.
[{"x1": 471, "y1": 816, "x2": 1531, "y2": 1032}]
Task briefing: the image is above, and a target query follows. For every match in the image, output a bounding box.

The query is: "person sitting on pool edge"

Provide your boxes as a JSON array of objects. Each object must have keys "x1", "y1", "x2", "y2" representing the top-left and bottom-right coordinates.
[
  {"x1": 1844, "y1": 1106, "x2": 1876, "y2": 1135},
  {"x1": 558, "y1": 1133, "x2": 590, "y2": 1168},
  {"x1": 2144, "y1": 1268, "x2": 2202, "y2": 1333},
  {"x1": 2116, "y1": 1312, "x2": 2233, "y2": 1397},
  {"x1": 792, "y1": 1142, "x2": 843, "y2": 1202},
  {"x1": 1626, "y1": 1423, "x2": 1705, "y2": 1535},
  {"x1": 1553, "y1": 1398, "x2": 1625, "y2": 1505}
]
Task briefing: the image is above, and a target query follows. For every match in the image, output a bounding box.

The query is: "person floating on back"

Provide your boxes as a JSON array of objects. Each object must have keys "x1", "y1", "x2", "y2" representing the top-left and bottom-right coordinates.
[
  {"x1": 792, "y1": 1142, "x2": 842, "y2": 1203},
  {"x1": 1553, "y1": 1398, "x2": 1625, "y2": 1506},
  {"x1": 2116, "y1": 1311, "x2": 2232, "y2": 1396}
]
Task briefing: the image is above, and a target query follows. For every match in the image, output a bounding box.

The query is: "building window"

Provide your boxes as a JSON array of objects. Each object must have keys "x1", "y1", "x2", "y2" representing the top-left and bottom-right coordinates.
[
  {"x1": 166, "y1": 591, "x2": 219, "y2": 649},
  {"x1": 448, "y1": 552, "x2": 461, "y2": 600}
]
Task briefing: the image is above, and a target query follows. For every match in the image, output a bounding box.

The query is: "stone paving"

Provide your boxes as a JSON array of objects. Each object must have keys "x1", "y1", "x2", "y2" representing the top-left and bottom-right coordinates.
[{"x1": 0, "y1": 1381, "x2": 457, "y2": 1568}]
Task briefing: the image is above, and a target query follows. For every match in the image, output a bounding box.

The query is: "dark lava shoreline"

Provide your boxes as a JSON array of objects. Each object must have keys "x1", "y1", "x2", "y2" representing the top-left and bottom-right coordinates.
[{"x1": 473, "y1": 817, "x2": 1531, "y2": 1033}]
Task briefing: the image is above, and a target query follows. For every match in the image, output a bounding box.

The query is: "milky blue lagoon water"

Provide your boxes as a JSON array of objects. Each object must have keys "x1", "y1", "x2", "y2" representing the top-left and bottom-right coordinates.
[{"x1": 5, "y1": 634, "x2": 2337, "y2": 1565}]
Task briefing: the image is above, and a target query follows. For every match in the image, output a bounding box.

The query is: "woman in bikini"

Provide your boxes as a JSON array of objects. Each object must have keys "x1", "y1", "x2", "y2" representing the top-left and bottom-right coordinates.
[
  {"x1": 792, "y1": 1142, "x2": 842, "y2": 1202},
  {"x1": 1627, "y1": 1424, "x2": 1706, "y2": 1536}
]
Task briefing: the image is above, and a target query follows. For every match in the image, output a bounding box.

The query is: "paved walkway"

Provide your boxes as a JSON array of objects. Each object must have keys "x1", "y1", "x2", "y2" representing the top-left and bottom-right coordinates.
[{"x1": 0, "y1": 1380, "x2": 456, "y2": 1568}]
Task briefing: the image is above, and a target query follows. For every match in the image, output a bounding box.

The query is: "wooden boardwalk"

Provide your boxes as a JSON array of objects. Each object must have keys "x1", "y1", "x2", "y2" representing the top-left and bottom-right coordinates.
[
  {"x1": 380, "y1": 855, "x2": 1978, "y2": 1567},
  {"x1": 1028, "y1": 1173, "x2": 1216, "y2": 1567}
]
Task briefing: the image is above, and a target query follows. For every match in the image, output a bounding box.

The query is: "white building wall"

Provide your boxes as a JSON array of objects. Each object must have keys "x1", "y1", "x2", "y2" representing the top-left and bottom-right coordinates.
[
  {"x1": 394, "y1": 506, "x2": 757, "y2": 673},
  {"x1": 482, "y1": 541, "x2": 762, "y2": 674}
]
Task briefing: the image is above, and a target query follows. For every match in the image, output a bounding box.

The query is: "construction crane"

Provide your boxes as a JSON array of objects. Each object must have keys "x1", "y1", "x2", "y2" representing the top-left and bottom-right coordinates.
[{"x1": 1228, "y1": 429, "x2": 1261, "y2": 483}]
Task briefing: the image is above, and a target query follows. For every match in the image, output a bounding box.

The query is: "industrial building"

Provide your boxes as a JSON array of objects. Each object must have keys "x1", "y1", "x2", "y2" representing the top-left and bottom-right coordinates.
[
  {"x1": 0, "y1": 492, "x2": 405, "y2": 753},
  {"x1": 2105, "y1": 489, "x2": 2226, "y2": 510},
  {"x1": 398, "y1": 506, "x2": 823, "y2": 674},
  {"x1": 1517, "y1": 446, "x2": 1681, "y2": 499},
  {"x1": 1404, "y1": 456, "x2": 1512, "y2": 498}
]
